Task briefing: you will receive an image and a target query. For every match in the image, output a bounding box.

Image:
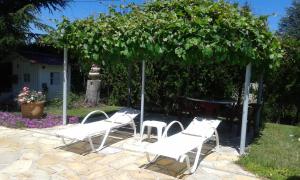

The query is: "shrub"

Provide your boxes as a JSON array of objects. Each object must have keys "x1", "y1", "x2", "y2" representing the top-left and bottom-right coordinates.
[{"x1": 47, "y1": 92, "x2": 85, "y2": 108}]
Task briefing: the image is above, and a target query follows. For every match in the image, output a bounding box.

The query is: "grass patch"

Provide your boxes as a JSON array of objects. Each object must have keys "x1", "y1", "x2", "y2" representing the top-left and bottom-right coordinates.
[
  {"x1": 238, "y1": 123, "x2": 300, "y2": 180},
  {"x1": 45, "y1": 104, "x2": 120, "y2": 119}
]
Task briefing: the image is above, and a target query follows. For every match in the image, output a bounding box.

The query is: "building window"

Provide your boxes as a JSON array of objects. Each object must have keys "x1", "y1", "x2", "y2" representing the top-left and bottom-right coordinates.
[
  {"x1": 24, "y1": 73, "x2": 30, "y2": 83},
  {"x1": 50, "y1": 72, "x2": 60, "y2": 85}
]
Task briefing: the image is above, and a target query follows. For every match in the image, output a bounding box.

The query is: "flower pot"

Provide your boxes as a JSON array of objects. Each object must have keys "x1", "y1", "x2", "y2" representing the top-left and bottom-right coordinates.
[{"x1": 21, "y1": 102, "x2": 45, "y2": 119}]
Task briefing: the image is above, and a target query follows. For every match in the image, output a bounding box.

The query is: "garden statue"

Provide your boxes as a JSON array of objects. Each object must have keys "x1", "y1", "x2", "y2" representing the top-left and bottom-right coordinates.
[
  {"x1": 88, "y1": 64, "x2": 101, "y2": 79},
  {"x1": 17, "y1": 86, "x2": 46, "y2": 119},
  {"x1": 85, "y1": 64, "x2": 101, "y2": 106}
]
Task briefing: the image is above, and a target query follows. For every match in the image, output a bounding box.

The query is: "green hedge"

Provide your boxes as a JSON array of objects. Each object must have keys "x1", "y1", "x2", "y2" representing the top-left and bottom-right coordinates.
[{"x1": 101, "y1": 60, "x2": 244, "y2": 113}]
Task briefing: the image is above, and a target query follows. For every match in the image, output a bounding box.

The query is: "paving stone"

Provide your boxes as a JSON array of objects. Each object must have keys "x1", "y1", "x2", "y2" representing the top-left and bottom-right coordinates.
[
  {"x1": 201, "y1": 167, "x2": 231, "y2": 176},
  {"x1": 36, "y1": 154, "x2": 59, "y2": 167},
  {"x1": 31, "y1": 169, "x2": 50, "y2": 180},
  {"x1": 0, "y1": 150, "x2": 20, "y2": 170},
  {"x1": 0, "y1": 138, "x2": 20, "y2": 150},
  {"x1": 51, "y1": 173, "x2": 68, "y2": 180},
  {"x1": 87, "y1": 166, "x2": 115, "y2": 179},
  {"x1": 0, "y1": 126, "x2": 258, "y2": 180},
  {"x1": 128, "y1": 170, "x2": 175, "y2": 180},
  {"x1": 49, "y1": 164, "x2": 69, "y2": 173},
  {"x1": 0, "y1": 160, "x2": 32, "y2": 173},
  {"x1": 204, "y1": 153, "x2": 219, "y2": 161},
  {"x1": 234, "y1": 175, "x2": 258, "y2": 180},
  {"x1": 188, "y1": 173, "x2": 221, "y2": 180},
  {"x1": 0, "y1": 173, "x2": 10, "y2": 180},
  {"x1": 59, "y1": 170, "x2": 81, "y2": 180},
  {"x1": 109, "y1": 154, "x2": 139, "y2": 169},
  {"x1": 66, "y1": 162, "x2": 87, "y2": 173},
  {"x1": 13, "y1": 173, "x2": 33, "y2": 180},
  {"x1": 119, "y1": 163, "x2": 139, "y2": 171},
  {"x1": 20, "y1": 152, "x2": 40, "y2": 161}
]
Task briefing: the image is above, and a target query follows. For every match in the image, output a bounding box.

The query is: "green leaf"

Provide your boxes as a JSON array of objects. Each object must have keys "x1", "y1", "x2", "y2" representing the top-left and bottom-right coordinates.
[
  {"x1": 203, "y1": 46, "x2": 213, "y2": 58},
  {"x1": 92, "y1": 53, "x2": 99, "y2": 60}
]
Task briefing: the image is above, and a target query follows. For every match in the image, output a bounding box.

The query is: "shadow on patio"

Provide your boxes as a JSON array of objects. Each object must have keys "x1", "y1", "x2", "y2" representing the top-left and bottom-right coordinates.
[{"x1": 52, "y1": 111, "x2": 256, "y2": 179}]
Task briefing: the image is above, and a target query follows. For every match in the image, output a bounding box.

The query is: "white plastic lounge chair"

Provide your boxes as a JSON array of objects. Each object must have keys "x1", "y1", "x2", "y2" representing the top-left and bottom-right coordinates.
[
  {"x1": 55, "y1": 108, "x2": 140, "y2": 152},
  {"x1": 145, "y1": 117, "x2": 220, "y2": 173}
]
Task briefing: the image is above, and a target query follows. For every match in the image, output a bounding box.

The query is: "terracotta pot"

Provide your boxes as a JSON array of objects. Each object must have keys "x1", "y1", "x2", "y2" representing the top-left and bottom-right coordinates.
[{"x1": 21, "y1": 102, "x2": 45, "y2": 119}]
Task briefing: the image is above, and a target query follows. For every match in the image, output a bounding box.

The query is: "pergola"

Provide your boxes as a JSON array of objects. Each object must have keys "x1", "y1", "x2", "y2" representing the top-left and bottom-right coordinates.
[{"x1": 46, "y1": 0, "x2": 281, "y2": 155}]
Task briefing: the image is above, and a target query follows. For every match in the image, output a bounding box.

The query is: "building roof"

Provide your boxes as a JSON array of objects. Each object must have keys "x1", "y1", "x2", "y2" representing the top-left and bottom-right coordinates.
[{"x1": 20, "y1": 51, "x2": 63, "y2": 65}]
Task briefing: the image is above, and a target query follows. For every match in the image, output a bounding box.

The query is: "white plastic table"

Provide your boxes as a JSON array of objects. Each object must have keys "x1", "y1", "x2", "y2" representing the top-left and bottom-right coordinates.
[{"x1": 140, "y1": 120, "x2": 167, "y2": 142}]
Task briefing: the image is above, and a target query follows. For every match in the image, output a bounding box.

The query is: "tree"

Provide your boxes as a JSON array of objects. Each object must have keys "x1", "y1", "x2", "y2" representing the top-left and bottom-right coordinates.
[
  {"x1": 264, "y1": 0, "x2": 300, "y2": 124},
  {"x1": 278, "y1": 0, "x2": 300, "y2": 39},
  {"x1": 0, "y1": 0, "x2": 68, "y2": 58}
]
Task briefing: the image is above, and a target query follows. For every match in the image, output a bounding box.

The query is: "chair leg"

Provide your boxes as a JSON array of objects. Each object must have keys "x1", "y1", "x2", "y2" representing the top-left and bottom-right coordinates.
[
  {"x1": 88, "y1": 137, "x2": 96, "y2": 152},
  {"x1": 96, "y1": 130, "x2": 110, "y2": 151},
  {"x1": 61, "y1": 137, "x2": 76, "y2": 146},
  {"x1": 179, "y1": 154, "x2": 191, "y2": 173},
  {"x1": 128, "y1": 118, "x2": 137, "y2": 137},
  {"x1": 213, "y1": 128, "x2": 220, "y2": 151},
  {"x1": 140, "y1": 124, "x2": 146, "y2": 142},
  {"x1": 147, "y1": 126, "x2": 152, "y2": 139},
  {"x1": 131, "y1": 122, "x2": 137, "y2": 136},
  {"x1": 61, "y1": 137, "x2": 67, "y2": 145},
  {"x1": 146, "y1": 152, "x2": 159, "y2": 163},
  {"x1": 189, "y1": 144, "x2": 203, "y2": 173},
  {"x1": 157, "y1": 127, "x2": 163, "y2": 141}
]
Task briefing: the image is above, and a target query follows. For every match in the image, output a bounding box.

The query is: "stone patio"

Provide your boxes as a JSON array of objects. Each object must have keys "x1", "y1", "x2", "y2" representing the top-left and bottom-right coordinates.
[{"x1": 0, "y1": 124, "x2": 258, "y2": 180}]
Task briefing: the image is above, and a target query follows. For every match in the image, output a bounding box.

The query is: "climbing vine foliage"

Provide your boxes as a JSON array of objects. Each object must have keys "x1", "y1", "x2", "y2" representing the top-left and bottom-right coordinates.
[{"x1": 43, "y1": 0, "x2": 282, "y2": 69}]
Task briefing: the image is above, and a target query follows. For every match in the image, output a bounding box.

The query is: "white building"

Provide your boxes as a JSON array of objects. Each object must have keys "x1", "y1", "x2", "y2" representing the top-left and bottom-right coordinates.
[{"x1": 0, "y1": 51, "x2": 71, "y2": 101}]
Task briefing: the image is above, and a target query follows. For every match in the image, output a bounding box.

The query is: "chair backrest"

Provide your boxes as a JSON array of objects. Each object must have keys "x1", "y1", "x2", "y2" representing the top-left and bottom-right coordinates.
[
  {"x1": 109, "y1": 110, "x2": 127, "y2": 121},
  {"x1": 124, "y1": 108, "x2": 140, "y2": 119},
  {"x1": 183, "y1": 117, "x2": 220, "y2": 138},
  {"x1": 109, "y1": 107, "x2": 140, "y2": 123}
]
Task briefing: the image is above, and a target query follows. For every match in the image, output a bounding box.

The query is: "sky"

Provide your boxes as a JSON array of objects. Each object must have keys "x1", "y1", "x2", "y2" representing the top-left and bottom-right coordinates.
[{"x1": 32, "y1": 0, "x2": 293, "y2": 34}]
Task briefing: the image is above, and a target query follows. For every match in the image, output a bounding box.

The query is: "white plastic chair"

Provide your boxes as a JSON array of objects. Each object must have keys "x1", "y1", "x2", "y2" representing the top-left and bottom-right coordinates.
[
  {"x1": 56, "y1": 107, "x2": 140, "y2": 152},
  {"x1": 145, "y1": 117, "x2": 220, "y2": 173}
]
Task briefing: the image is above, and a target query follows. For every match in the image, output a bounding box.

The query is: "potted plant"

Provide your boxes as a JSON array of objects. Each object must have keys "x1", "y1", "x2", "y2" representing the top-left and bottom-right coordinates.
[{"x1": 17, "y1": 87, "x2": 46, "y2": 119}]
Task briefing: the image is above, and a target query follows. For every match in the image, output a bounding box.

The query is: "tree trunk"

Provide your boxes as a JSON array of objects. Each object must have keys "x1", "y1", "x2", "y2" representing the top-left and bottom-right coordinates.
[{"x1": 85, "y1": 80, "x2": 101, "y2": 106}]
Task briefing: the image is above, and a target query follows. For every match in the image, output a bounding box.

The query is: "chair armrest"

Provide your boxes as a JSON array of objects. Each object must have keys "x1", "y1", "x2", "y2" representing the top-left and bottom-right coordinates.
[
  {"x1": 162, "y1": 121, "x2": 184, "y2": 138},
  {"x1": 81, "y1": 110, "x2": 110, "y2": 124}
]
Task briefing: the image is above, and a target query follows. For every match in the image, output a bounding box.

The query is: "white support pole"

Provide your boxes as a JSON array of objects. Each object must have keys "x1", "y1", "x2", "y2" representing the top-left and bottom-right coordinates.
[
  {"x1": 240, "y1": 63, "x2": 252, "y2": 154},
  {"x1": 63, "y1": 47, "x2": 68, "y2": 125},
  {"x1": 140, "y1": 60, "x2": 145, "y2": 135}
]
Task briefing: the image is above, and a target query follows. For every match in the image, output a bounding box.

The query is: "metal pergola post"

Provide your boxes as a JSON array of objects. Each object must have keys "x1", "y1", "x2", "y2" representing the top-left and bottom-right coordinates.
[
  {"x1": 240, "y1": 63, "x2": 252, "y2": 154},
  {"x1": 140, "y1": 60, "x2": 145, "y2": 134},
  {"x1": 63, "y1": 47, "x2": 68, "y2": 125}
]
